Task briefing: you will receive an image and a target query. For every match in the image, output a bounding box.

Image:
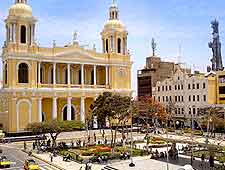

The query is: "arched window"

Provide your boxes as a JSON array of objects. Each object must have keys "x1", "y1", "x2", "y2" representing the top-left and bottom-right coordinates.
[
  {"x1": 5, "y1": 64, "x2": 7, "y2": 84},
  {"x1": 18, "y1": 63, "x2": 29, "y2": 83},
  {"x1": 117, "y1": 38, "x2": 121, "y2": 53},
  {"x1": 20, "y1": 25, "x2": 26, "y2": 44},
  {"x1": 106, "y1": 39, "x2": 109, "y2": 53}
]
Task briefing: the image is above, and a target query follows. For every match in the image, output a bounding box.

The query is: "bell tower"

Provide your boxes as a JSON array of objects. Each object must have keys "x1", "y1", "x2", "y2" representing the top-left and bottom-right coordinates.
[
  {"x1": 5, "y1": 0, "x2": 36, "y2": 47},
  {"x1": 101, "y1": 0, "x2": 128, "y2": 55}
]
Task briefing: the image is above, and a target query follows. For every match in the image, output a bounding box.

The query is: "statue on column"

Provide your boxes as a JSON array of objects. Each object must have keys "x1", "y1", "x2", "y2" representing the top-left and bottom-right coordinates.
[{"x1": 208, "y1": 19, "x2": 223, "y2": 71}]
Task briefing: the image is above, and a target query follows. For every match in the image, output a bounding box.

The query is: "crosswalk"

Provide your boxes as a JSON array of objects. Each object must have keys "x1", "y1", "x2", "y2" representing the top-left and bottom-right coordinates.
[
  {"x1": 39, "y1": 164, "x2": 61, "y2": 170},
  {"x1": 4, "y1": 165, "x2": 60, "y2": 170}
]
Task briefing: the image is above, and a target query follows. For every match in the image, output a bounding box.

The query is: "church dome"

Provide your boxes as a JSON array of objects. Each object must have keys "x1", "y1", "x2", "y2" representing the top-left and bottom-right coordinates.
[
  {"x1": 103, "y1": 19, "x2": 126, "y2": 32},
  {"x1": 9, "y1": 3, "x2": 32, "y2": 18}
]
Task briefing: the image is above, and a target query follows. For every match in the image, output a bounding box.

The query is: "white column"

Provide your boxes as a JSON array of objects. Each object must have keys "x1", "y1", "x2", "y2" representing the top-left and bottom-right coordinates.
[
  {"x1": 52, "y1": 97, "x2": 57, "y2": 120},
  {"x1": 9, "y1": 24, "x2": 12, "y2": 42},
  {"x1": 53, "y1": 63, "x2": 56, "y2": 85},
  {"x1": 67, "y1": 64, "x2": 71, "y2": 85},
  {"x1": 94, "y1": 65, "x2": 97, "y2": 86},
  {"x1": 81, "y1": 64, "x2": 84, "y2": 85},
  {"x1": 80, "y1": 97, "x2": 85, "y2": 123},
  {"x1": 38, "y1": 62, "x2": 41, "y2": 84},
  {"x1": 38, "y1": 98, "x2": 42, "y2": 122},
  {"x1": 67, "y1": 97, "x2": 72, "y2": 120},
  {"x1": 105, "y1": 65, "x2": 109, "y2": 85}
]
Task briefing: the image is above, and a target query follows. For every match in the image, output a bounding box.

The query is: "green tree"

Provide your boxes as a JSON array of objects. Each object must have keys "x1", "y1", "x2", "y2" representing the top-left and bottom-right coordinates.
[
  {"x1": 27, "y1": 120, "x2": 84, "y2": 148},
  {"x1": 90, "y1": 92, "x2": 133, "y2": 150}
]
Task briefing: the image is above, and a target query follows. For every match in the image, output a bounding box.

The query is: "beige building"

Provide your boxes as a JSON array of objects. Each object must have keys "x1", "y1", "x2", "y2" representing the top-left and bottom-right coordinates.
[
  {"x1": 0, "y1": 0, "x2": 132, "y2": 133},
  {"x1": 153, "y1": 69, "x2": 217, "y2": 126},
  {"x1": 137, "y1": 55, "x2": 191, "y2": 97}
]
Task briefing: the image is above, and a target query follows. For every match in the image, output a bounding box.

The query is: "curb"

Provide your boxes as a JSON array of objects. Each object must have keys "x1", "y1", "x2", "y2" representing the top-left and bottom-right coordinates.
[{"x1": 22, "y1": 149, "x2": 66, "y2": 170}]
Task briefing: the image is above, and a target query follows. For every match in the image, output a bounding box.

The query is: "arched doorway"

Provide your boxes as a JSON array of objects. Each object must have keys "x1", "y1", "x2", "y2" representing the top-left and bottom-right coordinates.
[{"x1": 62, "y1": 105, "x2": 76, "y2": 121}]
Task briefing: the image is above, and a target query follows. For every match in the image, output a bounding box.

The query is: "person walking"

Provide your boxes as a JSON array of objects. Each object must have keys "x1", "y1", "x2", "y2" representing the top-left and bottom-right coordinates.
[{"x1": 50, "y1": 153, "x2": 53, "y2": 162}]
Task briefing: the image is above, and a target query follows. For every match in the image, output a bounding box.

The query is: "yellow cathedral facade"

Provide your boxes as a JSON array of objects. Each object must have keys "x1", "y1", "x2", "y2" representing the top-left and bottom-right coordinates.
[{"x1": 0, "y1": 0, "x2": 132, "y2": 133}]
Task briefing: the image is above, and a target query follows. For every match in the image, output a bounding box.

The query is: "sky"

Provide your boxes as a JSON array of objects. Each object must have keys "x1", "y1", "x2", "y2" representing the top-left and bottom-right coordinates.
[{"x1": 1, "y1": 0, "x2": 225, "y2": 94}]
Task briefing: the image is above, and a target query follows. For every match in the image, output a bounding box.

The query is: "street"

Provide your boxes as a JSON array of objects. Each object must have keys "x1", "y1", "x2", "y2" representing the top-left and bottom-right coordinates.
[{"x1": 0, "y1": 144, "x2": 59, "y2": 170}]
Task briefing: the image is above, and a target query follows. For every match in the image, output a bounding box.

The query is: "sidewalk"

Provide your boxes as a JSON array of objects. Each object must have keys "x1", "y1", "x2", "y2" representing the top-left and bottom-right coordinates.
[{"x1": 33, "y1": 153, "x2": 105, "y2": 170}]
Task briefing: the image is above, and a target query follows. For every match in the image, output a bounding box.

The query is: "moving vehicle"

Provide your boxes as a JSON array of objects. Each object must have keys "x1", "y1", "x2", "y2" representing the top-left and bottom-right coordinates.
[
  {"x1": 24, "y1": 159, "x2": 39, "y2": 170},
  {"x1": 0, "y1": 156, "x2": 11, "y2": 168}
]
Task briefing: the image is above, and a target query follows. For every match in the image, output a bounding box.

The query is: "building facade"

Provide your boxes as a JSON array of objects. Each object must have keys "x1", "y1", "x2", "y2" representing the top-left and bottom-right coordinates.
[
  {"x1": 0, "y1": 0, "x2": 132, "y2": 133},
  {"x1": 137, "y1": 55, "x2": 191, "y2": 97},
  {"x1": 153, "y1": 69, "x2": 217, "y2": 126}
]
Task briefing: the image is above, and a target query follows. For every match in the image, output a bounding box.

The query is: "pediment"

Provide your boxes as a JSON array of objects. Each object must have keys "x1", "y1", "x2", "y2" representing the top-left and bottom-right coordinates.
[{"x1": 54, "y1": 49, "x2": 104, "y2": 62}]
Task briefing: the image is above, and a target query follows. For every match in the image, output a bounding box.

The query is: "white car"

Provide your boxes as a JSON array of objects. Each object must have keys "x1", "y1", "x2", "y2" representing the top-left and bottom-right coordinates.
[{"x1": 177, "y1": 165, "x2": 196, "y2": 170}]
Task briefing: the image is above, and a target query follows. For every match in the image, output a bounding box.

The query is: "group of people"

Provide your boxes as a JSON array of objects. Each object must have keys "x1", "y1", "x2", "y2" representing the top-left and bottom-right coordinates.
[
  {"x1": 120, "y1": 151, "x2": 130, "y2": 160},
  {"x1": 150, "y1": 149, "x2": 168, "y2": 160}
]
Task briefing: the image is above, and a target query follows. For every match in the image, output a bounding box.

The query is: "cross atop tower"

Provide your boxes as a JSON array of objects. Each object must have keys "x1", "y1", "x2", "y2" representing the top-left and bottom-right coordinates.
[{"x1": 15, "y1": 0, "x2": 27, "y2": 4}]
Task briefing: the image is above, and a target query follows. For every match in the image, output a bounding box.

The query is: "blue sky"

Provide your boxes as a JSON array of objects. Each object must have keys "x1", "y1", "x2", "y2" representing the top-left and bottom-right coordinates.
[{"x1": 1, "y1": 0, "x2": 225, "y2": 93}]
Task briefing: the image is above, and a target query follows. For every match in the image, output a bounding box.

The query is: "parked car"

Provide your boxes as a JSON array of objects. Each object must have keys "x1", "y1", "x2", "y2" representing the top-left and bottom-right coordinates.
[
  {"x1": 24, "y1": 159, "x2": 39, "y2": 170},
  {"x1": 0, "y1": 156, "x2": 11, "y2": 168}
]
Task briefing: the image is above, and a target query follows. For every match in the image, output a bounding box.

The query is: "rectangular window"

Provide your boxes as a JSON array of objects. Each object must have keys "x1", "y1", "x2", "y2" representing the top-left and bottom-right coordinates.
[
  {"x1": 197, "y1": 83, "x2": 200, "y2": 89},
  {"x1": 178, "y1": 85, "x2": 180, "y2": 90},
  {"x1": 197, "y1": 95, "x2": 200, "y2": 101},
  {"x1": 178, "y1": 96, "x2": 180, "y2": 102},
  {"x1": 178, "y1": 108, "x2": 181, "y2": 114},
  {"x1": 203, "y1": 95, "x2": 206, "y2": 102},
  {"x1": 182, "y1": 96, "x2": 184, "y2": 102},
  {"x1": 193, "y1": 108, "x2": 196, "y2": 115},
  {"x1": 193, "y1": 95, "x2": 195, "y2": 102},
  {"x1": 158, "y1": 86, "x2": 160, "y2": 92},
  {"x1": 169, "y1": 86, "x2": 172, "y2": 90},
  {"x1": 158, "y1": 96, "x2": 160, "y2": 102},
  {"x1": 162, "y1": 86, "x2": 164, "y2": 91},
  {"x1": 181, "y1": 84, "x2": 183, "y2": 90},
  {"x1": 169, "y1": 96, "x2": 172, "y2": 101},
  {"x1": 166, "y1": 96, "x2": 168, "y2": 102},
  {"x1": 188, "y1": 84, "x2": 191, "y2": 89},
  {"x1": 175, "y1": 85, "x2": 177, "y2": 90},
  {"x1": 203, "y1": 83, "x2": 206, "y2": 89},
  {"x1": 193, "y1": 84, "x2": 195, "y2": 89},
  {"x1": 166, "y1": 86, "x2": 168, "y2": 91},
  {"x1": 163, "y1": 96, "x2": 165, "y2": 102},
  {"x1": 189, "y1": 96, "x2": 191, "y2": 101},
  {"x1": 175, "y1": 96, "x2": 177, "y2": 102},
  {"x1": 189, "y1": 108, "x2": 191, "y2": 114}
]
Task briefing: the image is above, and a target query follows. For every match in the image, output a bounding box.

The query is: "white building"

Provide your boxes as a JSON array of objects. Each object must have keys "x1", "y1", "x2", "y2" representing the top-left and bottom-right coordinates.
[{"x1": 153, "y1": 69, "x2": 216, "y2": 126}]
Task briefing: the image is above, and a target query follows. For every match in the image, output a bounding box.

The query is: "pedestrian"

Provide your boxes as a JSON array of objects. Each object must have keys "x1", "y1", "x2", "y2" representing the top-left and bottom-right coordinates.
[
  {"x1": 33, "y1": 142, "x2": 35, "y2": 150},
  {"x1": 201, "y1": 153, "x2": 205, "y2": 168},
  {"x1": 88, "y1": 135, "x2": 90, "y2": 144},
  {"x1": 50, "y1": 153, "x2": 53, "y2": 162},
  {"x1": 93, "y1": 133, "x2": 96, "y2": 143},
  {"x1": 24, "y1": 141, "x2": 27, "y2": 150},
  {"x1": 209, "y1": 155, "x2": 214, "y2": 170},
  {"x1": 102, "y1": 130, "x2": 105, "y2": 139}
]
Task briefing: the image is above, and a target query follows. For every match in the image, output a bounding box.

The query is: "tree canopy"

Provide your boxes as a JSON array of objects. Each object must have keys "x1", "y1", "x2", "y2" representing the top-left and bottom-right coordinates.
[{"x1": 28, "y1": 120, "x2": 84, "y2": 148}]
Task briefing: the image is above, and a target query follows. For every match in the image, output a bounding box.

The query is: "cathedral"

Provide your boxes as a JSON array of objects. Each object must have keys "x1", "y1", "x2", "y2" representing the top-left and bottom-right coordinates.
[{"x1": 0, "y1": 0, "x2": 132, "y2": 133}]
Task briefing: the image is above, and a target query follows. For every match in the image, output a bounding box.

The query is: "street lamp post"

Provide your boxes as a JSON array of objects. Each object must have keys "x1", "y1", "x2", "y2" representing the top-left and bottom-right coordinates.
[
  {"x1": 129, "y1": 99, "x2": 135, "y2": 167},
  {"x1": 191, "y1": 105, "x2": 195, "y2": 166}
]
